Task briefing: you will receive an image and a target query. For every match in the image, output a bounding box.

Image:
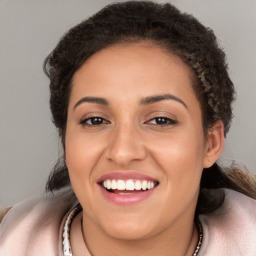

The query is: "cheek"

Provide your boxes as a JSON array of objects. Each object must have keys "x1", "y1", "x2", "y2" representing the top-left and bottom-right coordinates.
[
  {"x1": 65, "y1": 126, "x2": 104, "y2": 171},
  {"x1": 65, "y1": 130, "x2": 103, "y2": 211},
  {"x1": 65, "y1": 128, "x2": 95, "y2": 186},
  {"x1": 151, "y1": 130, "x2": 206, "y2": 186}
]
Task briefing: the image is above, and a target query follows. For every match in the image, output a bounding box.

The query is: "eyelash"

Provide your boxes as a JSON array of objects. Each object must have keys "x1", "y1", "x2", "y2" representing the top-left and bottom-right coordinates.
[
  {"x1": 80, "y1": 116, "x2": 110, "y2": 126},
  {"x1": 80, "y1": 116, "x2": 177, "y2": 127},
  {"x1": 145, "y1": 116, "x2": 177, "y2": 126}
]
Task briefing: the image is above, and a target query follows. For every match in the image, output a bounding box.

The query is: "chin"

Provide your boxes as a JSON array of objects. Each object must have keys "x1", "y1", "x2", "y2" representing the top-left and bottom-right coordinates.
[
  {"x1": 105, "y1": 225, "x2": 153, "y2": 241},
  {"x1": 99, "y1": 214, "x2": 157, "y2": 241}
]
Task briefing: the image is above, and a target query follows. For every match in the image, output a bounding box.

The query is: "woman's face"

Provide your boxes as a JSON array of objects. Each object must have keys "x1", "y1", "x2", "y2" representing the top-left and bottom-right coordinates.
[{"x1": 65, "y1": 42, "x2": 214, "y2": 240}]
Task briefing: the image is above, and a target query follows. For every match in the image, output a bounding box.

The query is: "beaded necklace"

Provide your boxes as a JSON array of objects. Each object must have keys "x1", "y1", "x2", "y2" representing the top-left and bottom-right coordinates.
[
  {"x1": 62, "y1": 206, "x2": 203, "y2": 256},
  {"x1": 63, "y1": 205, "x2": 82, "y2": 256}
]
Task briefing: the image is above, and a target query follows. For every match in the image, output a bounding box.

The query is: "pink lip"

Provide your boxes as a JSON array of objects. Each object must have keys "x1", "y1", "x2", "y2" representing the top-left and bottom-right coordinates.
[
  {"x1": 97, "y1": 171, "x2": 158, "y2": 205},
  {"x1": 98, "y1": 185, "x2": 157, "y2": 205},
  {"x1": 97, "y1": 171, "x2": 158, "y2": 183}
]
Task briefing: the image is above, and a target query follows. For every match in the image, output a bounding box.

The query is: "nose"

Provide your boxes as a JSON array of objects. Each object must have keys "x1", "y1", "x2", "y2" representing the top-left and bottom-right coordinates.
[{"x1": 106, "y1": 123, "x2": 147, "y2": 166}]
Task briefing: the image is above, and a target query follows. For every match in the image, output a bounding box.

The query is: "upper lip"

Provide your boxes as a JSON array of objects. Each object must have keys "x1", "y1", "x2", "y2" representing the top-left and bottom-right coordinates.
[{"x1": 97, "y1": 171, "x2": 159, "y2": 184}]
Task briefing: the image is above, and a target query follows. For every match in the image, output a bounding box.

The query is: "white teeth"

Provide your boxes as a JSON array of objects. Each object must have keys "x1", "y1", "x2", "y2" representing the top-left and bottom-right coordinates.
[
  {"x1": 135, "y1": 180, "x2": 142, "y2": 190},
  {"x1": 117, "y1": 180, "x2": 126, "y2": 190},
  {"x1": 126, "y1": 179, "x2": 135, "y2": 190},
  {"x1": 107, "y1": 180, "x2": 112, "y2": 190},
  {"x1": 112, "y1": 180, "x2": 117, "y2": 189},
  {"x1": 102, "y1": 179, "x2": 157, "y2": 191},
  {"x1": 141, "y1": 180, "x2": 148, "y2": 190}
]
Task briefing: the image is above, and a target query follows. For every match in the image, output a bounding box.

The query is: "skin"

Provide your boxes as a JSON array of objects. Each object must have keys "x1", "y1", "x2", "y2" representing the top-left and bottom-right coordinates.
[{"x1": 65, "y1": 42, "x2": 224, "y2": 256}]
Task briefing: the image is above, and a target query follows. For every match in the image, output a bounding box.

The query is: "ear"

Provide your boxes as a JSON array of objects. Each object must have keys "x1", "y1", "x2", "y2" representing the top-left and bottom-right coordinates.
[{"x1": 203, "y1": 120, "x2": 225, "y2": 168}]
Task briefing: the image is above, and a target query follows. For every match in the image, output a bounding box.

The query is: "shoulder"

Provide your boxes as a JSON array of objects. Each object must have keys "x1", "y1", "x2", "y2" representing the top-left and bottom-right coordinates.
[
  {"x1": 199, "y1": 188, "x2": 256, "y2": 255},
  {"x1": 0, "y1": 186, "x2": 77, "y2": 256}
]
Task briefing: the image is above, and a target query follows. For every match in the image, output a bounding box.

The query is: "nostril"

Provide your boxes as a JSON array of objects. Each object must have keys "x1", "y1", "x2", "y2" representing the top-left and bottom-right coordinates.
[{"x1": 105, "y1": 133, "x2": 147, "y2": 165}]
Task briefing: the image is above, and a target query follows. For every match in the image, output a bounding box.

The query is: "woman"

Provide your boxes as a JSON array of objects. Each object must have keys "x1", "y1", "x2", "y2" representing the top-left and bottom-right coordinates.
[{"x1": 1, "y1": 1, "x2": 256, "y2": 255}]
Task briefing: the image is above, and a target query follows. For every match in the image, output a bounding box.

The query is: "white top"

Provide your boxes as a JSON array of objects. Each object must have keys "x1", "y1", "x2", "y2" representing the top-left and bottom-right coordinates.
[{"x1": 0, "y1": 188, "x2": 256, "y2": 255}]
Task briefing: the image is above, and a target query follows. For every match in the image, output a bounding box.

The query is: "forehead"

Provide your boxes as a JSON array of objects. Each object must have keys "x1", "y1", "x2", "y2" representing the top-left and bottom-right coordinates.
[{"x1": 70, "y1": 42, "x2": 197, "y2": 106}]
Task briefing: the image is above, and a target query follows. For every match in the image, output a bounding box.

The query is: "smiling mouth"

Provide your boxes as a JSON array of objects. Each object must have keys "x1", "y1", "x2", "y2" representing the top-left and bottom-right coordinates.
[{"x1": 100, "y1": 179, "x2": 159, "y2": 194}]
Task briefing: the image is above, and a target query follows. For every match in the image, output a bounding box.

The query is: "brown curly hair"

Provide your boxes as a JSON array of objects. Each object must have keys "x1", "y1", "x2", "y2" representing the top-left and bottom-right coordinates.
[{"x1": 44, "y1": 1, "x2": 256, "y2": 214}]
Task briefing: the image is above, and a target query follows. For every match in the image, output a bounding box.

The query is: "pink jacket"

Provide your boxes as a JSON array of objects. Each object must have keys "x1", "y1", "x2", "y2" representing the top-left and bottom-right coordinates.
[{"x1": 1, "y1": 188, "x2": 256, "y2": 255}]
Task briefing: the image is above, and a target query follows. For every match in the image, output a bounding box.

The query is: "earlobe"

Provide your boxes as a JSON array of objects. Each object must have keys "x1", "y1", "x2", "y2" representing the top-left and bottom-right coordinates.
[{"x1": 203, "y1": 120, "x2": 225, "y2": 168}]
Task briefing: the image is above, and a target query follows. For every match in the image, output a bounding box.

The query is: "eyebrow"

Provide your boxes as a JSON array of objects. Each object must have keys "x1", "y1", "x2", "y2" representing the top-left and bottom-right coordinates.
[
  {"x1": 73, "y1": 93, "x2": 188, "y2": 110},
  {"x1": 73, "y1": 97, "x2": 109, "y2": 110},
  {"x1": 139, "y1": 94, "x2": 188, "y2": 109}
]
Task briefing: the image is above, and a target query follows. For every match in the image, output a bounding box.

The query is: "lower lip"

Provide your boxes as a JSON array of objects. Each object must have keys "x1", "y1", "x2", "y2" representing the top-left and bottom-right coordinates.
[{"x1": 98, "y1": 185, "x2": 156, "y2": 205}]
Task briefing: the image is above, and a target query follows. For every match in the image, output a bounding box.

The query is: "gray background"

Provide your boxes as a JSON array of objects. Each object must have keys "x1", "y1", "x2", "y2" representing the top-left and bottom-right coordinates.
[{"x1": 0, "y1": 0, "x2": 255, "y2": 207}]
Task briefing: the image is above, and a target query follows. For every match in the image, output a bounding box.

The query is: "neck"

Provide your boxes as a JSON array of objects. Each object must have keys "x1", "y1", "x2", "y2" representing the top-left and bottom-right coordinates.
[{"x1": 73, "y1": 212, "x2": 198, "y2": 256}]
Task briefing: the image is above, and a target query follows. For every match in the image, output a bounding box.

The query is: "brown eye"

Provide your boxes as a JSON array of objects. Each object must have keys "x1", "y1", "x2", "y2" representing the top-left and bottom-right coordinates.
[
  {"x1": 147, "y1": 117, "x2": 177, "y2": 126},
  {"x1": 80, "y1": 116, "x2": 109, "y2": 126}
]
